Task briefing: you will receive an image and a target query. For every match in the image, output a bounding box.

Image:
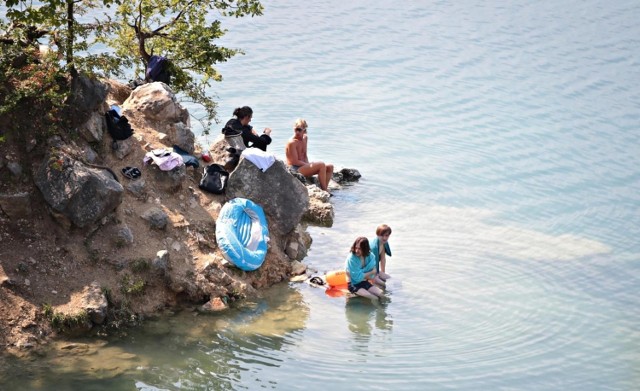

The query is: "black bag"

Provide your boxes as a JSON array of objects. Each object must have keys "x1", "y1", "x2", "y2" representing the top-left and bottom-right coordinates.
[
  {"x1": 199, "y1": 164, "x2": 229, "y2": 194},
  {"x1": 105, "y1": 109, "x2": 134, "y2": 141},
  {"x1": 223, "y1": 147, "x2": 242, "y2": 172}
]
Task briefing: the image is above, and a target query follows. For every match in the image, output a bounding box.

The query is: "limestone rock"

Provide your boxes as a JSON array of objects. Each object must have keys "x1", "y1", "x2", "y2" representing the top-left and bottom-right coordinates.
[
  {"x1": 122, "y1": 82, "x2": 189, "y2": 124},
  {"x1": 169, "y1": 122, "x2": 195, "y2": 154},
  {"x1": 147, "y1": 164, "x2": 186, "y2": 192},
  {"x1": 0, "y1": 192, "x2": 32, "y2": 219},
  {"x1": 199, "y1": 297, "x2": 228, "y2": 312},
  {"x1": 141, "y1": 207, "x2": 169, "y2": 230},
  {"x1": 126, "y1": 179, "x2": 147, "y2": 198},
  {"x1": 103, "y1": 79, "x2": 132, "y2": 105},
  {"x1": 226, "y1": 158, "x2": 309, "y2": 235},
  {"x1": 112, "y1": 137, "x2": 136, "y2": 160},
  {"x1": 290, "y1": 261, "x2": 307, "y2": 276},
  {"x1": 116, "y1": 225, "x2": 134, "y2": 245},
  {"x1": 153, "y1": 250, "x2": 169, "y2": 273},
  {"x1": 78, "y1": 111, "x2": 105, "y2": 143},
  {"x1": 80, "y1": 281, "x2": 108, "y2": 325},
  {"x1": 285, "y1": 224, "x2": 312, "y2": 261},
  {"x1": 68, "y1": 75, "x2": 108, "y2": 128},
  {"x1": 334, "y1": 168, "x2": 361, "y2": 184},
  {"x1": 34, "y1": 151, "x2": 124, "y2": 228},
  {"x1": 6, "y1": 161, "x2": 22, "y2": 177}
]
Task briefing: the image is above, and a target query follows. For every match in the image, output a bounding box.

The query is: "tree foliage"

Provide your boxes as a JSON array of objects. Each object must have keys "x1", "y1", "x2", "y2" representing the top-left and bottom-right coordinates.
[
  {"x1": 104, "y1": 0, "x2": 263, "y2": 129},
  {"x1": 1, "y1": 0, "x2": 264, "y2": 130}
]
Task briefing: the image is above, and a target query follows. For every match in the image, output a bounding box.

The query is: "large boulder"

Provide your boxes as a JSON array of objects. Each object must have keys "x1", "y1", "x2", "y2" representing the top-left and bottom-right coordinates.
[
  {"x1": 122, "y1": 82, "x2": 195, "y2": 153},
  {"x1": 304, "y1": 185, "x2": 334, "y2": 227},
  {"x1": 79, "y1": 281, "x2": 109, "y2": 325},
  {"x1": 34, "y1": 151, "x2": 124, "y2": 228},
  {"x1": 67, "y1": 75, "x2": 108, "y2": 128},
  {"x1": 102, "y1": 79, "x2": 132, "y2": 105},
  {"x1": 168, "y1": 122, "x2": 196, "y2": 154},
  {"x1": 78, "y1": 111, "x2": 106, "y2": 143},
  {"x1": 122, "y1": 82, "x2": 189, "y2": 124},
  {"x1": 226, "y1": 158, "x2": 309, "y2": 235}
]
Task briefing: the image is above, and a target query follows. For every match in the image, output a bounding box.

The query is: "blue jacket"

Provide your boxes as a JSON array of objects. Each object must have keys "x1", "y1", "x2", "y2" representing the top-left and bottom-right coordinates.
[
  {"x1": 369, "y1": 237, "x2": 392, "y2": 273},
  {"x1": 344, "y1": 252, "x2": 376, "y2": 284}
]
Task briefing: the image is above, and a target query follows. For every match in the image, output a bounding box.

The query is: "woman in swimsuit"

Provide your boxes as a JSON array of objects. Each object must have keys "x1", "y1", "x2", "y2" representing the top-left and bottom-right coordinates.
[{"x1": 284, "y1": 118, "x2": 334, "y2": 190}]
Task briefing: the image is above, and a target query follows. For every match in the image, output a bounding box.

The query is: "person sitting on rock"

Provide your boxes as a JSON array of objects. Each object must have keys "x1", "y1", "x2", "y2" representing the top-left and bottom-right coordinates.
[
  {"x1": 285, "y1": 118, "x2": 334, "y2": 191},
  {"x1": 221, "y1": 106, "x2": 272, "y2": 151},
  {"x1": 345, "y1": 237, "x2": 384, "y2": 301}
]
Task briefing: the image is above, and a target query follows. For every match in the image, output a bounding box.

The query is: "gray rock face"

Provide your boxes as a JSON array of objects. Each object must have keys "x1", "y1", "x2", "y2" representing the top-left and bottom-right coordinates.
[
  {"x1": 226, "y1": 158, "x2": 309, "y2": 235},
  {"x1": 141, "y1": 207, "x2": 169, "y2": 230},
  {"x1": 35, "y1": 152, "x2": 124, "y2": 228},
  {"x1": 80, "y1": 281, "x2": 109, "y2": 325},
  {"x1": 148, "y1": 164, "x2": 186, "y2": 192},
  {"x1": 79, "y1": 111, "x2": 106, "y2": 143},
  {"x1": 116, "y1": 225, "x2": 134, "y2": 245},
  {"x1": 285, "y1": 224, "x2": 313, "y2": 261},
  {"x1": 0, "y1": 192, "x2": 32, "y2": 219},
  {"x1": 68, "y1": 75, "x2": 108, "y2": 128},
  {"x1": 304, "y1": 186, "x2": 334, "y2": 227},
  {"x1": 334, "y1": 168, "x2": 361, "y2": 183},
  {"x1": 113, "y1": 137, "x2": 136, "y2": 160},
  {"x1": 169, "y1": 122, "x2": 195, "y2": 154},
  {"x1": 153, "y1": 250, "x2": 170, "y2": 273},
  {"x1": 6, "y1": 161, "x2": 22, "y2": 177}
]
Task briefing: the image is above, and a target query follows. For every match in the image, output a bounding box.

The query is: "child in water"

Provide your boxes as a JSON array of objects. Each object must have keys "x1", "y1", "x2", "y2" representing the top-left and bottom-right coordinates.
[
  {"x1": 369, "y1": 224, "x2": 393, "y2": 286},
  {"x1": 344, "y1": 237, "x2": 384, "y2": 300}
]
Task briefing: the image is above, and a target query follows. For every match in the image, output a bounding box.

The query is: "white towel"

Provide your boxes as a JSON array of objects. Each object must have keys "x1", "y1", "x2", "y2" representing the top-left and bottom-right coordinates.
[{"x1": 241, "y1": 148, "x2": 276, "y2": 172}]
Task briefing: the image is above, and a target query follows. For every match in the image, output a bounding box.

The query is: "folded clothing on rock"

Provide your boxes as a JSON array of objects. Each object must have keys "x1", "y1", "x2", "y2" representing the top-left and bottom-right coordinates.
[{"x1": 143, "y1": 149, "x2": 184, "y2": 171}]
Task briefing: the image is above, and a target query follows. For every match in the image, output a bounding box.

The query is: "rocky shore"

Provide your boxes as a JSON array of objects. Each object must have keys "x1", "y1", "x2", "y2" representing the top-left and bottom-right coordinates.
[{"x1": 0, "y1": 78, "x2": 359, "y2": 356}]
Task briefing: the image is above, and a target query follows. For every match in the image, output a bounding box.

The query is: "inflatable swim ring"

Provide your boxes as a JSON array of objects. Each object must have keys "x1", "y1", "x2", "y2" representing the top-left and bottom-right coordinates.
[
  {"x1": 326, "y1": 269, "x2": 348, "y2": 287},
  {"x1": 215, "y1": 198, "x2": 269, "y2": 271}
]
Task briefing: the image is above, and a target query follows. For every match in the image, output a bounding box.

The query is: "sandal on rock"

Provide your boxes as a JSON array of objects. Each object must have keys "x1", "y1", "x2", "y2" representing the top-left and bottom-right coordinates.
[
  {"x1": 309, "y1": 276, "x2": 325, "y2": 286},
  {"x1": 122, "y1": 166, "x2": 141, "y2": 180}
]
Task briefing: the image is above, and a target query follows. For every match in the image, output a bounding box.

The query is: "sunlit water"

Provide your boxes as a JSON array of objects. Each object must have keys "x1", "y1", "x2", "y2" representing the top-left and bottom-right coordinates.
[{"x1": 2, "y1": 0, "x2": 640, "y2": 389}]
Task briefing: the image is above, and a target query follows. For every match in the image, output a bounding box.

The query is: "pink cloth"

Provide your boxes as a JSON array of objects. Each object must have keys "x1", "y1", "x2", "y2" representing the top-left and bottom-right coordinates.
[{"x1": 143, "y1": 149, "x2": 184, "y2": 171}]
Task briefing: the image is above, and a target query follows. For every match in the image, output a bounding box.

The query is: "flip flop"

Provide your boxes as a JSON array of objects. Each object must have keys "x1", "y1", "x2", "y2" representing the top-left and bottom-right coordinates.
[{"x1": 121, "y1": 166, "x2": 141, "y2": 180}]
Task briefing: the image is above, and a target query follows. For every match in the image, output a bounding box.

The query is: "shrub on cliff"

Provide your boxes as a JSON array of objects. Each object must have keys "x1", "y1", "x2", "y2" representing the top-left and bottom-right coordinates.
[{"x1": 1, "y1": 0, "x2": 264, "y2": 134}]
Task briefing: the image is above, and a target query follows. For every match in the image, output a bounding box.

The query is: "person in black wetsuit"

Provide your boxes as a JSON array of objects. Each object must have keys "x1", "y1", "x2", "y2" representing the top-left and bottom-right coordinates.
[{"x1": 221, "y1": 106, "x2": 272, "y2": 151}]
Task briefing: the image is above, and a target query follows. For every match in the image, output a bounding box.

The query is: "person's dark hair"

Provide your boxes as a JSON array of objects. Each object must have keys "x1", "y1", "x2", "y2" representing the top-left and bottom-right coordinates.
[
  {"x1": 350, "y1": 236, "x2": 371, "y2": 257},
  {"x1": 376, "y1": 224, "x2": 392, "y2": 236},
  {"x1": 233, "y1": 106, "x2": 253, "y2": 120}
]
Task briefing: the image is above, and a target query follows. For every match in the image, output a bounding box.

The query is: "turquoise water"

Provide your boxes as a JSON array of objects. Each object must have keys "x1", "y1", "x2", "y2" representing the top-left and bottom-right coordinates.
[{"x1": 3, "y1": 0, "x2": 640, "y2": 389}]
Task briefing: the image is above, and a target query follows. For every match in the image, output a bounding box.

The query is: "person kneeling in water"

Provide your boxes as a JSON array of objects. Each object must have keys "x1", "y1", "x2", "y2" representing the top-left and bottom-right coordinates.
[
  {"x1": 345, "y1": 237, "x2": 384, "y2": 300},
  {"x1": 370, "y1": 224, "x2": 393, "y2": 287}
]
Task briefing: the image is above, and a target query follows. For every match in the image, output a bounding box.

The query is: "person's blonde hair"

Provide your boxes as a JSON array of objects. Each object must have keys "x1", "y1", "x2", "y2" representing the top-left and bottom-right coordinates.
[{"x1": 294, "y1": 118, "x2": 308, "y2": 130}]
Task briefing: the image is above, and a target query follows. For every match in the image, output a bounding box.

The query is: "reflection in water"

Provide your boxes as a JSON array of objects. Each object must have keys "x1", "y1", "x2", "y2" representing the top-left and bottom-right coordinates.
[
  {"x1": 0, "y1": 283, "x2": 310, "y2": 391},
  {"x1": 344, "y1": 296, "x2": 393, "y2": 336}
]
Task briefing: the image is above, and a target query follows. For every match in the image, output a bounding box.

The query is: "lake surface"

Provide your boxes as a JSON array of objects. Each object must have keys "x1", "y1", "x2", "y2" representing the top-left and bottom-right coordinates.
[{"x1": 2, "y1": 0, "x2": 640, "y2": 389}]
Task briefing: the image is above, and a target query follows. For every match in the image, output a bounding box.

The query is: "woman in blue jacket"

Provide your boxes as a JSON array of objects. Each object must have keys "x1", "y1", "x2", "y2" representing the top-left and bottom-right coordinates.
[{"x1": 344, "y1": 237, "x2": 384, "y2": 300}]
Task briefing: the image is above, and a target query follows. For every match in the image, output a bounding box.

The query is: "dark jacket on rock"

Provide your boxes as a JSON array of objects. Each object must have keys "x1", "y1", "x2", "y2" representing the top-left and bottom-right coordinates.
[{"x1": 222, "y1": 118, "x2": 272, "y2": 151}]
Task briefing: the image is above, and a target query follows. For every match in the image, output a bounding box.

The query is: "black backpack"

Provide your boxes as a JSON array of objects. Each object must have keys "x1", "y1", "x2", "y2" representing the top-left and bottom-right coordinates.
[
  {"x1": 199, "y1": 164, "x2": 229, "y2": 194},
  {"x1": 105, "y1": 109, "x2": 134, "y2": 141},
  {"x1": 146, "y1": 55, "x2": 171, "y2": 84}
]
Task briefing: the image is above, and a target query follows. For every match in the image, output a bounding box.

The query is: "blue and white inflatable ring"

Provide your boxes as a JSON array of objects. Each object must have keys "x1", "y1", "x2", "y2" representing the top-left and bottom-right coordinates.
[{"x1": 215, "y1": 198, "x2": 270, "y2": 271}]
